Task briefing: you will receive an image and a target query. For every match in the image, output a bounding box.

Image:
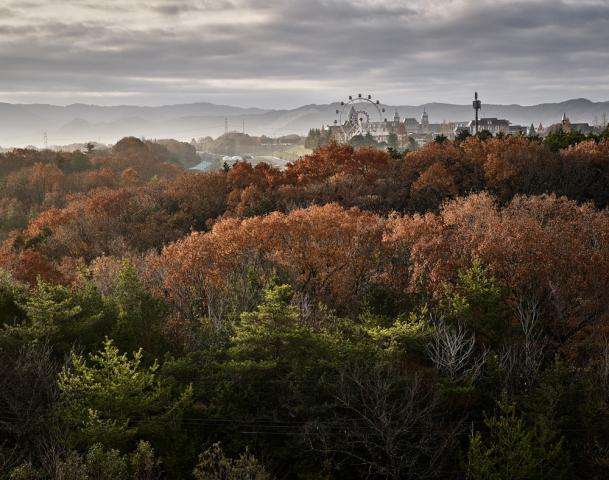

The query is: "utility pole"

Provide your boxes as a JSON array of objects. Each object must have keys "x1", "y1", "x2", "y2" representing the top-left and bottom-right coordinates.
[{"x1": 473, "y1": 92, "x2": 481, "y2": 135}]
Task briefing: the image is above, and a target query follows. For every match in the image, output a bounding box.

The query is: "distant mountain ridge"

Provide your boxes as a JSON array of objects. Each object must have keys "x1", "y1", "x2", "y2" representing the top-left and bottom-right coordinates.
[{"x1": 1, "y1": 98, "x2": 607, "y2": 148}]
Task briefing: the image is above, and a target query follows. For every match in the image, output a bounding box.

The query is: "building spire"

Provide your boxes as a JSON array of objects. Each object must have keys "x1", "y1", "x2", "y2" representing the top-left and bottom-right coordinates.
[
  {"x1": 421, "y1": 108, "x2": 429, "y2": 131},
  {"x1": 528, "y1": 123, "x2": 536, "y2": 136}
]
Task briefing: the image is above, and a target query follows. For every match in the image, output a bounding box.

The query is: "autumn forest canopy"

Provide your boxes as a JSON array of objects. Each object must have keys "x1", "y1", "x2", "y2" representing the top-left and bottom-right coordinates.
[{"x1": 2, "y1": 131, "x2": 609, "y2": 479}]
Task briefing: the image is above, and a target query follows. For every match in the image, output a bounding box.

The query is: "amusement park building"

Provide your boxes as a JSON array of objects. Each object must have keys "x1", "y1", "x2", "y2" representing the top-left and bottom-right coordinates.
[
  {"x1": 326, "y1": 107, "x2": 404, "y2": 144},
  {"x1": 325, "y1": 108, "x2": 467, "y2": 147},
  {"x1": 323, "y1": 92, "x2": 601, "y2": 148},
  {"x1": 544, "y1": 113, "x2": 595, "y2": 135},
  {"x1": 467, "y1": 118, "x2": 510, "y2": 135}
]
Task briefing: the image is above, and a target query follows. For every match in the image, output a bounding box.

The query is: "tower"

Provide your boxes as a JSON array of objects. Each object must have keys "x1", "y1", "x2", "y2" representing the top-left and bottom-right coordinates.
[
  {"x1": 473, "y1": 92, "x2": 482, "y2": 134},
  {"x1": 561, "y1": 113, "x2": 571, "y2": 132},
  {"x1": 528, "y1": 123, "x2": 536, "y2": 136},
  {"x1": 393, "y1": 110, "x2": 400, "y2": 125},
  {"x1": 421, "y1": 108, "x2": 429, "y2": 131}
]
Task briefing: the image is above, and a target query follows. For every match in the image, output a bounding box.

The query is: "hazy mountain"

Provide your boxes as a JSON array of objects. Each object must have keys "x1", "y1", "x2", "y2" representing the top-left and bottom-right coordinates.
[{"x1": 1, "y1": 98, "x2": 607, "y2": 148}]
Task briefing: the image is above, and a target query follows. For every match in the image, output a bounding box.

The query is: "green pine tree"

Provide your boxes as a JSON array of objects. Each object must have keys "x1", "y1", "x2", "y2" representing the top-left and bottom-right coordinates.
[
  {"x1": 110, "y1": 259, "x2": 167, "y2": 355},
  {"x1": 467, "y1": 400, "x2": 569, "y2": 480}
]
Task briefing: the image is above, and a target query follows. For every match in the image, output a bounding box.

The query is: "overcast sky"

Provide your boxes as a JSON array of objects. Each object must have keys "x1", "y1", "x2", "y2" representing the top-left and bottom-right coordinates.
[{"x1": 0, "y1": 0, "x2": 608, "y2": 108}]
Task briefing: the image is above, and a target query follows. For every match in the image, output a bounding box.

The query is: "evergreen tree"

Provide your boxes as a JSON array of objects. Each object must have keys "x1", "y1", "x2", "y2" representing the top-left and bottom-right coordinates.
[
  {"x1": 467, "y1": 400, "x2": 569, "y2": 480},
  {"x1": 193, "y1": 443, "x2": 271, "y2": 480},
  {"x1": 110, "y1": 259, "x2": 167, "y2": 356},
  {"x1": 387, "y1": 131, "x2": 399, "y2": 150},
  {"x1": 57, "y1": 338, "x2": 192, "y2": 450},
  {"x1": 1, "y1": 275, "x2": 110, "y2": 355}
]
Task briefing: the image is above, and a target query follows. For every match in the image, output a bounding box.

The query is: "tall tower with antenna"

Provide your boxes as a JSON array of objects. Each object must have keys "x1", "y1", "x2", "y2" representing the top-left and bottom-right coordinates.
[
  {"x1": 473, "y1": 92, "x2": 482, "y2": 134},
  {"x1": 43, "y1": 132, "x2": 48, "y2": 149}
]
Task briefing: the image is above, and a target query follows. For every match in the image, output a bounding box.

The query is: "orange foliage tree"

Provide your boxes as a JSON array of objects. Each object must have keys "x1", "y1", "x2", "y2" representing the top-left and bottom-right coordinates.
[
  {"x1": 154, "y1": 204, "x2": 391, "y2": 343},
  {"x1": 388, "y1": 192, "x2": 609, "y2": 356}
]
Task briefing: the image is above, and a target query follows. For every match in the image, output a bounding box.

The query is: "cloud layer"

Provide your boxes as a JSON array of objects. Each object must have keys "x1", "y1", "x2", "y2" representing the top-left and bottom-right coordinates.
[{"x1": 1, "y1": 0, "x2": 608, "y2": 107}]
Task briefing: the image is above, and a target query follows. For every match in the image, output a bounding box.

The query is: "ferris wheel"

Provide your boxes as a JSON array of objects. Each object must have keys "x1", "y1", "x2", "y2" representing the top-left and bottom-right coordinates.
[{"x1": 334, "y1": 93, "x2": 386, "y2": 142}]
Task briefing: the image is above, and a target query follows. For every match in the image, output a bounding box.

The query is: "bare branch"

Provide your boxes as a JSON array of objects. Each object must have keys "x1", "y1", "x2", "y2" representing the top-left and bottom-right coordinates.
[{"x1": 426, "y1": 321, "x2": 487, "y2": 384}]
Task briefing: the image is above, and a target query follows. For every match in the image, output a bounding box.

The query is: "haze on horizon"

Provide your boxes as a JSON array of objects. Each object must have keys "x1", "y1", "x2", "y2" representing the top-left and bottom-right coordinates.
[{"x1": 1, "y1": 0, "x2": 609, "y2": 109}]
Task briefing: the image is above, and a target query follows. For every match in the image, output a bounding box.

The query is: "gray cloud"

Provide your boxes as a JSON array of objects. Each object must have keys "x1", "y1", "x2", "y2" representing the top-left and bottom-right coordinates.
[{"x1": 0, "y1": 0, "x2": 608, "y2": 107}]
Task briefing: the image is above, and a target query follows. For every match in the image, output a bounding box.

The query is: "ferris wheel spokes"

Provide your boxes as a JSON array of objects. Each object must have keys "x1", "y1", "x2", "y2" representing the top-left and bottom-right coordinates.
[{"x1": 334, "y1": 94, "x2": 386, "y2": 143}]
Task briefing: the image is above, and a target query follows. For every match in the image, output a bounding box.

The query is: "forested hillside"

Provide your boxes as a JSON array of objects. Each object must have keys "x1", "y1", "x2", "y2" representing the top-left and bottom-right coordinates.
[{"x1": 2, "y1": 130, "x2": 609, "y2": 479}]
